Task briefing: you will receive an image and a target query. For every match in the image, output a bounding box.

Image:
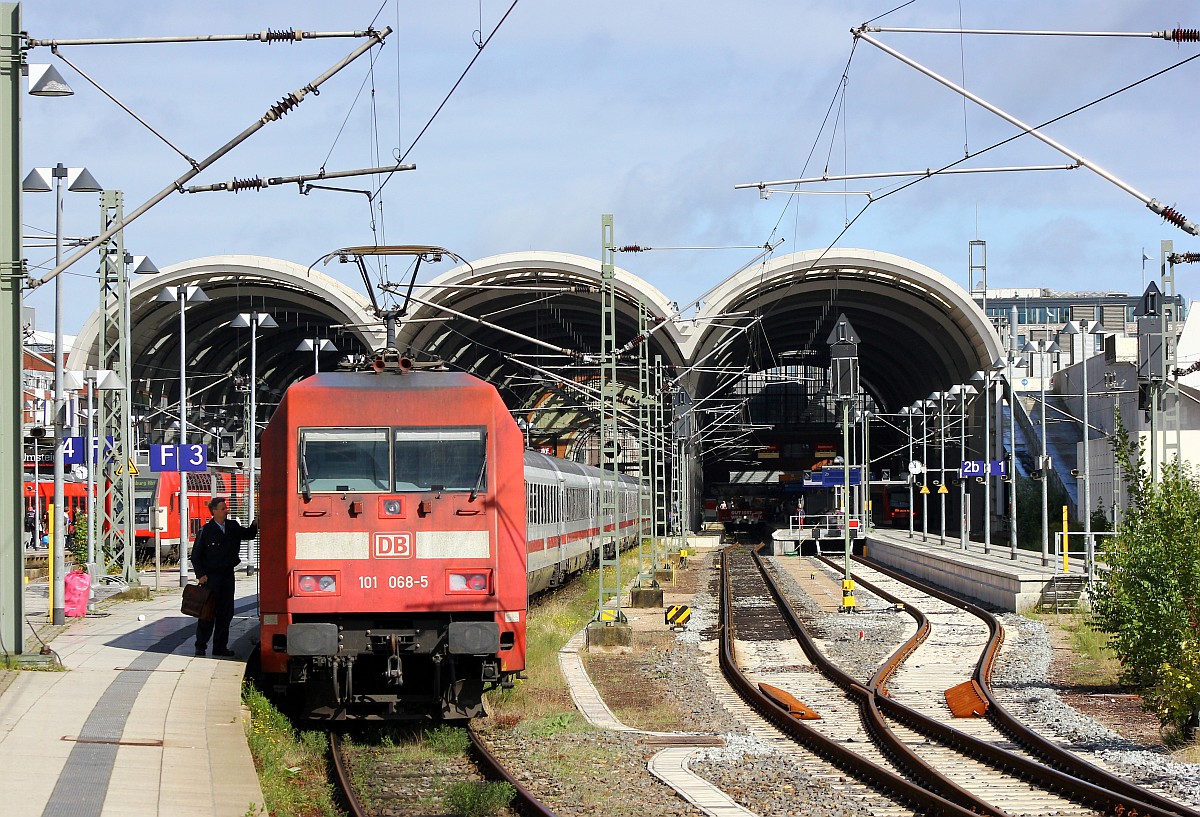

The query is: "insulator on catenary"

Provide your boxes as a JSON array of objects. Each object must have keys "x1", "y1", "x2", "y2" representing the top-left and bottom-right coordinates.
[
  {"x1": 1159, "y1": 206, "x2": 1189, "y2": 228},
  {"x1": 228, "y1": 176, "x2": 265, "y2": 193},
  {"x1": 1171, "y1": 252, "x2": 1200, "y2": 264},
  {"x1": 259, "y1": 28, "x2": 299, "y2": 43},
  {"x1": 617, "y1": 245, "x2": 648, "y2": 252},
  {"x1": 265, "y1": 92, "x2": 302, "y2": 121},
  {"x1": 1167, "y1": 28, "x2": 1200, "y2": 42},
  {"x1": 1149, "y1": 199, "x2": 1200, "y2": 234}
]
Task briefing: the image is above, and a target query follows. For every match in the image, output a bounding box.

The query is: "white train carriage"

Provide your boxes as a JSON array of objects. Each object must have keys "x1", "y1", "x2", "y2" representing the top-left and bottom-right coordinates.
[{"x1": 523, "y1": 451, "x2": 645, "y2": 595}]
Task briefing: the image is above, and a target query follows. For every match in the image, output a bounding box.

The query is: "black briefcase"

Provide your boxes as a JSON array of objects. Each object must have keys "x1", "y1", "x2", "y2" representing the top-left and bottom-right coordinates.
[{"x1": 181, "y1": 583, "x2": 215, "y2": 621}]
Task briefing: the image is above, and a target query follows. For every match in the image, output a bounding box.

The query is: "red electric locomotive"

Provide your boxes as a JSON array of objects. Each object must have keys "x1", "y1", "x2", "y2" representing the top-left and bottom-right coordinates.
[{"x1": 258, "y1": 355, "x2": 529, "y2": 720}]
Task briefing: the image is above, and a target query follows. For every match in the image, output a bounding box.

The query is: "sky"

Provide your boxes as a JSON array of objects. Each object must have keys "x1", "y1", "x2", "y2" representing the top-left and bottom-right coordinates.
[{"x1": 19, "y1": 0, "x2": 1200, "y2": 336}]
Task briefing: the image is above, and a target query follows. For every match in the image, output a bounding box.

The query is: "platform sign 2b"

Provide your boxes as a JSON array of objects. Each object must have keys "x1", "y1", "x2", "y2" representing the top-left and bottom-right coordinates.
[
  {"x1": 959, "y1": 460, "x2": 1008, "y2": 478},
  {"x1": 149, "y1": 443, "x2": 208, "y2": 472}
]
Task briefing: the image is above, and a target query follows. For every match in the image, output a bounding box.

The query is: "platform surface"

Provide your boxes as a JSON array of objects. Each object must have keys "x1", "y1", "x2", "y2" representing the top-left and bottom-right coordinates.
[{"x1": 0, "y1": 574, "x2": 264, "y2": 817}]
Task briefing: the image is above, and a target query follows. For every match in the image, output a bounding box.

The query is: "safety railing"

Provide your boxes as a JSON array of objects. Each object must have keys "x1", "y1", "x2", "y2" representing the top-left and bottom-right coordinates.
[{"x1": 1051, "y1": 530, "x2": 1116, "y2": 582}]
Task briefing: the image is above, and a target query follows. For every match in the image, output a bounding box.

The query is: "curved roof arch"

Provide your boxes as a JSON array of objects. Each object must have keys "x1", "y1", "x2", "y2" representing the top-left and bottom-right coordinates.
[
  {"x1": 690, "y1": 248, "x2": 1002, "y2": 411},
  {"x1": 70, "y1": 255, "x2": 380, "y2": 456},
  {"x1": 395, "y1": 252, "x2": 688, "y2": 405}
]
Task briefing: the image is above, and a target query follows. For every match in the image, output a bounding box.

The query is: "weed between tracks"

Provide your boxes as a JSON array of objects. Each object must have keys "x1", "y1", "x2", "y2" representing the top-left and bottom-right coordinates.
[
  {"x1": 243, "y1": 682, "x2": 343, "y2": 817},
  {"x1": 339, "y1": 725, "x2": 516, "y2": 817}
]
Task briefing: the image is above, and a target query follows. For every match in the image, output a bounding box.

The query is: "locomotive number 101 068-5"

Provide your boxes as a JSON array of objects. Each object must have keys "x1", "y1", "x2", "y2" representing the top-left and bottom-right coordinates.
[{"x1": 358, "y1": 575, "x2": 430, "y2": 590}]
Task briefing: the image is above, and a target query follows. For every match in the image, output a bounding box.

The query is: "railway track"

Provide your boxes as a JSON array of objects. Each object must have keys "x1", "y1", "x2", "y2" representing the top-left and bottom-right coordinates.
[
  {"x1": 826, "y1": 553, "x2": 1200, "y2": 817},
  {"x1": 721, "y1": 545, "x2": 1200, "y2": 817},
  {"x1": 328, "y1": 727, "x2": 559, "y2": 817}
]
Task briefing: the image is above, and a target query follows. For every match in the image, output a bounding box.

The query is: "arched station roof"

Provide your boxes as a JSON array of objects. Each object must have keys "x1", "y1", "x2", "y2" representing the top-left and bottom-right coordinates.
[
  {"x1": 689, "y1": 249, "x2": 1002, "y2": 412},
  {"x1": 68, "y1": 248, "x2": 1001, "y2": 463},
  {"x1": 70, "y1": 255, "x2": 379, "y2": 451},
  {"x1": 394, "y1": 251, "x2": 688, "y2": 409}
]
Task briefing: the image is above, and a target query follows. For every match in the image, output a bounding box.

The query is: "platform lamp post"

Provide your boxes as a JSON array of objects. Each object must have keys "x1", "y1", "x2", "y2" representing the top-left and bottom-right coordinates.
[
  {"x1": 949, "y1": 383, "x2": 978, "y2": 549},
  {"x1": 1022, "y1": 339, "x2": 1061, "y2": 566},
  {"x1": 911, "y1": 398, "x2": 934, "y2": 543},
  {"x1": 156, "y1": 284, "x2": 209, "y2": 585},
  {"x1": 928, "y1": 391, "x2": 951, "y2": 547},
  {"x1": 22, "y1": 163, "x2": 102, "y2": 624},
  {"x1": 971, "y1": 360, "x2": 1005, "y2": 553},
  {"x1": 1003, "y1": 350, "x2": 1029, "y2": 560},
  {"x1": 65, "y1": 369, "x2": 122, "y2": 579},
  {"x1": 862, "y1": 409, "x2": 872, "y2": 531},
  {"x1": 231, "y1": 311, "x2": 277, "y2": 573},
  {"x1": 898, "y1": 406, "x2": 915, "y2": 538},
  {"x1": 1059, "y1": 319, "x2": 1107, "y2": 582},
  {"x1": 827, "y1": 313, "x2": 860, "y2": 613},
  {"x1": 296, "y1": 337, "x2": 337, "y2": 375}
]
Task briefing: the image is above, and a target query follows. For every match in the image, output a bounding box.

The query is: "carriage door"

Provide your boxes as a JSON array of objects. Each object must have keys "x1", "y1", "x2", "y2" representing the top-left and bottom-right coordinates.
[{"x1": 556, "y1": 474, "x2": 566, "y2": 556}]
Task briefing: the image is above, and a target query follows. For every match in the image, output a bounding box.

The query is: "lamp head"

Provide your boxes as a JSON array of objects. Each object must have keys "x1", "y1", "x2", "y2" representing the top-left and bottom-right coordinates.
[
  {"x1": 20, "y1": 168, "x2": 52, "y2": 193},
  {"x1": 27, "y1": 64, "x2": 73, "y2": 97},
  {"x1": 66, "y1": 167, "x2": 102, "y2": 193}
]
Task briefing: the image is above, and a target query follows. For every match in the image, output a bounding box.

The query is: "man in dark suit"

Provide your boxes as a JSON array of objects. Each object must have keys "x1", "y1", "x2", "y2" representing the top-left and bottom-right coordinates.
[{"x1": 192, "y1": 497, "x2": 257, "y2": 657}]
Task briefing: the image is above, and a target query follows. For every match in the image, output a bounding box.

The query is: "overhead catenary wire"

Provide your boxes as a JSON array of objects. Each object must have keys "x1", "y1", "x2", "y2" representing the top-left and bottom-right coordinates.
[
  {"x1": 29, "y1": 28, "x2": 393, "y2": 290},
  {"x1": 726, "y1": 30, "x2": 1200, "y2": 353},
  {"x1": 25, "y1": 29, "x2": 381, "y2": 47},
  {"x1": 375, "y1": 0, "x2": 520, "y2": 198},
  {"x1": 852, "y1": 27, "x2": 1200, "y2": 235},
  {"x1": 181, "y1": 162, "x2": 415, "y2": 194},
  {"x1": 861, "y1": 26, "x2": 1200, "y2": 40}
]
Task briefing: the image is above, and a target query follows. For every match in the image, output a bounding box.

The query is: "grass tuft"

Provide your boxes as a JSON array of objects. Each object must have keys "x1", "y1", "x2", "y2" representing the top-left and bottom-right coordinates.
[
  {"x1": 442, "y1": 781, "x2": 516, "y2": 817},
  {"x1": 242, "y1": 681, "x2": 343, "y2": 817},
  {"x1": 424, "y1": 724, "x2": 470, "y2": 755}
]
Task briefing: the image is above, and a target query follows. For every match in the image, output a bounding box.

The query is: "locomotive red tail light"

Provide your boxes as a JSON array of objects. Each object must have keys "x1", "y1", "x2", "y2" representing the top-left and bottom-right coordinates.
[
  {"x1": 447, "y1": 571, "x2": 491, "y2": 594},
  {"x1": 295, "y1": 573, "x2": 339, "y2": 595}
]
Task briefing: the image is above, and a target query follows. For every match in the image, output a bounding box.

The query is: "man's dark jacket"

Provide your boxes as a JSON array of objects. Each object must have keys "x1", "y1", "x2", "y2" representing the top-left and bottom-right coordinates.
[{"x1": 192, "y1": 517, "x2": 257, "y2": 578}]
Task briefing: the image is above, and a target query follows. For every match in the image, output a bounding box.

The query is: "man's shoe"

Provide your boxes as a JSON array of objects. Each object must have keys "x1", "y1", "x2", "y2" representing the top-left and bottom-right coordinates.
[
  {"x1": 213, "y1": 648, "x2": 235, "y2": 657},
  {"x1": 194, "y1": 648, "x2": 206, "y2": 656}
]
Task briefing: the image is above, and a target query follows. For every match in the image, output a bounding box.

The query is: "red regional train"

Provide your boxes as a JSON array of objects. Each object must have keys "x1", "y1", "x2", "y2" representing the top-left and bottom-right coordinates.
[
  {"x1": 133, "y1": 471, "x2": 249, "y2": 558},
  {"x1": 257, "y1": 355, "x2": 644, "y2": 720}
]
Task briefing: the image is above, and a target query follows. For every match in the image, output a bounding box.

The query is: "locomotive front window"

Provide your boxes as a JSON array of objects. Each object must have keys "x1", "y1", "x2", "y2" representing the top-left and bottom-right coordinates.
[
  {"x1": 393, "y1": 428, "x2": 486, "y2": 493},
  {"x1": 299, "y1": 428, "x2": 390, "y2": 493}
]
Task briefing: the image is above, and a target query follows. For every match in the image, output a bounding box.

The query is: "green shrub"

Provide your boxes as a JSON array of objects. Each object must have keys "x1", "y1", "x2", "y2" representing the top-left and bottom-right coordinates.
[{"x1": 442, "y1": 781, "x2": 516, "y2": 817}]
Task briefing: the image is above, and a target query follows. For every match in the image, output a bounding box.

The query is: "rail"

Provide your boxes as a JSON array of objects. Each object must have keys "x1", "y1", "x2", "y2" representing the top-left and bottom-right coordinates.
[
  {"x1": 328, "y1": 733, "x2": 369, "y2": 817},
  {"x1": 468, "y1": 726, "x2": 561, "y2": 817},
  {"x1": 850, "y1": 553, "x2": 1200, "y2": 817},
  {"x1": 331, "y1": 728, "x2": 561, "y2": 817},
  {"x1": 719, "y1": 548, "x2": 980, "y2": 816}
]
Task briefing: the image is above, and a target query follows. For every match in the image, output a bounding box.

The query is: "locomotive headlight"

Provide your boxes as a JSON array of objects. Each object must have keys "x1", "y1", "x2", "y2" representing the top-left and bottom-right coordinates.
[
  {"x1": 299, "y1": 575, "x2": 318, "y2": 593},
  {"x1": 383, "y1": 499, "x2": 402, "y2": 515},
  {"x1": 447, "y1": 571, "x2": 490, "y2": 593},
  {"x1": 318, "y1": 575, "x2": 337, "y2": 592}
]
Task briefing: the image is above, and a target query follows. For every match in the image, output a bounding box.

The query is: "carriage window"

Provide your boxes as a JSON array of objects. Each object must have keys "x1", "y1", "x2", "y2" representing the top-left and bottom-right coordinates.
[
  {"x1": 394, "y1": 428, "x2": 486, "y2": 493},
  {"x1": 300, "y1": 428, "x2": 390, "y2": 493}
]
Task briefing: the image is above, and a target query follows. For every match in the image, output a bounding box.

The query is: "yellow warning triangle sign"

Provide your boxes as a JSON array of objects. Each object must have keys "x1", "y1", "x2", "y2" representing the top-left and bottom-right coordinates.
[
  {"x1": 938, "y1": 484, "x2": 949, "y2": 494},
  {"x1": 127, "y1": 458, "x2": 140, "y2": 476},
  {"x1": 920, "y1": 485, "x2": 930, "y2": 495}
]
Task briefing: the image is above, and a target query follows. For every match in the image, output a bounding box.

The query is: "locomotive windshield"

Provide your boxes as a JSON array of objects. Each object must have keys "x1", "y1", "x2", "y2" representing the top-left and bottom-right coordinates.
[
  {"x1": 299, "y1": 428, "x2": 390, "y2": 492},
  {"x1": 393, "y1": 428, "x2": 486, "y2": 493}
]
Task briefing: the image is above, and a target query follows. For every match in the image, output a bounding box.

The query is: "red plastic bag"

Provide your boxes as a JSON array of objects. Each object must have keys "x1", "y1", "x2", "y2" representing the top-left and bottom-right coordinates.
[{"x1": 64, "y1": 569, "x2": 90, "y2": 618}]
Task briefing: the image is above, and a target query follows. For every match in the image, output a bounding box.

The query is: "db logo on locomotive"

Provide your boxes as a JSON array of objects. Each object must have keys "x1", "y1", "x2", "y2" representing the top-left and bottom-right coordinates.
[{"x1": 372, "y1": 532, "x2": 413, "y2": 558}]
